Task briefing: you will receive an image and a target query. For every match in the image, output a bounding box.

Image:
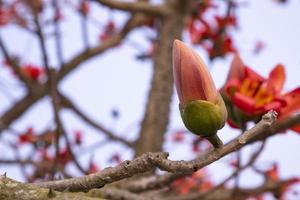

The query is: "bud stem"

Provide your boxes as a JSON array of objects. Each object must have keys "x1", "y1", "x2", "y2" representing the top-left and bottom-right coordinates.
[{"x1": 206, "y1": 134, "x2": 223, "y2": 148}]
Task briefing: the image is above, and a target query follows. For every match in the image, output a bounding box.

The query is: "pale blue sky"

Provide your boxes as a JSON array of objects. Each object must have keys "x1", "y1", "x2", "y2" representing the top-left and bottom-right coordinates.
[{"x1": 0, "y1": 1, "x2": 300, "y2": 198}]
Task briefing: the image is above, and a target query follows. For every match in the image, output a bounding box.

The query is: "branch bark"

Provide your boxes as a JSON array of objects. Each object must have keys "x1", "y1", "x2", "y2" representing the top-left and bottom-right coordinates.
[
  {"x1": 0, "y1": 175, "x2": 104, "y2": 200},
  {"x1": 93, "y1": 0, "x2": 168, "y2": 16},
  {"x1": 61, "y1": 93, "x2": 133, "y2": 147},
  {"x1": 35, "y1": 111, "x2": 280, "y2": 192},
  {"x1": 134, "y1": 0, "x2": 194, "y2": 156}
]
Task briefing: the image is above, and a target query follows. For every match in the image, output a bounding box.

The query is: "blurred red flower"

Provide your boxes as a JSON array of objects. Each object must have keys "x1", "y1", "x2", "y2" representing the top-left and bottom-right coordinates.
[{"x1": 22, "y1": 64, "x2": 44, "y2": 81}]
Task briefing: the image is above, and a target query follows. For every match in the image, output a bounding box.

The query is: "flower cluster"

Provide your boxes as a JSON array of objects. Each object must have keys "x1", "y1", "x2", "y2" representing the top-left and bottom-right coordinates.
[
  {"x1": 187, "y1": 0, "x2": 237, "y2": 60},
  {"x1": 172, "y1": 170, "x2": 213, "y2": 194}
]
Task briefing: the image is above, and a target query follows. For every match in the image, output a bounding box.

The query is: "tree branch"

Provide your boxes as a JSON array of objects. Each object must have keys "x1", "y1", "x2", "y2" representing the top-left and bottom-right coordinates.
[
  {"x1": 0, "y1": 175, "x2": 104, "y2": 200},
  {"x1": 89, "y1": 187, "x2": 149, "y2": 200},
  {"x1": 162, "y1": 178, "x2": 297, "y2": 200},
  {"x1": 0, "y1": 85, "x2": 47, "y2": 133},
  {"x1": 35, "y1": 111, "x2": 280, "y2": 192},
  {"x1": 61, "y1": 94, "x2": 133, "y2": 147},
  {"x1": 0, "y1": 36, "x2": 34, "y2": 90},
  {"x1": 134, "y1": 0, "x2": 194, "y2": 156},
  {"x1": 35, "y1": 152, "x2": 169, "y2": 192},
  {"x1": 0, "y1": 15, "x2": 145, "y2": 132},
  {"x1": 57, "y1": 14, "x2": 146, "y2": 80},
  {"x1": 92, "y1": 0, "x2": 168, "y2": 16}
]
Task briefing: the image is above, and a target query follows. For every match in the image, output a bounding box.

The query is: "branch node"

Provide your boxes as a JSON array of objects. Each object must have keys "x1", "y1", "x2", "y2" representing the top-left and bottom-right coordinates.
[
  {"x1": 47, "y1": 188, "x2": 56, "y2": 198},
  {"x1": 263, "y1": 110, "x2": 278, "y2": 126}
]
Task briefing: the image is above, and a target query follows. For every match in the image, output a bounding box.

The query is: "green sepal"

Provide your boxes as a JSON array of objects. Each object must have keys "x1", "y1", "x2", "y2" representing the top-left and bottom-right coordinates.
[{"x1": 180, "y1": 95, "x2": 227, "y2": 137}]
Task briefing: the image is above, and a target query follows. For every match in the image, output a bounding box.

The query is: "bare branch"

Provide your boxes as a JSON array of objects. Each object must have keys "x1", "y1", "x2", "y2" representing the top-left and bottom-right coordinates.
[
  {"x1": 134, "y1": 0, "x2": 194, "y2": 156},
  {"x1": 162, "y1": 179, "x2": 297, "y2": 200},
  {"x1": 0, "y1": 85, "x2": 47, "y2": 133},
  {"x1": 0, "y1": 15, "x2": 145, "y2": 132},
  {"x1": 122, "y1": 173, "x2": 181, "y2": 192},
  {"x1": 89, "y1": 187, "x2": 149, "y2": 200},
  {"x1": 35, "y1": 111, "x2": 279, "y2": 192},
  {"x1": 35, "y1": 152, "x2": 169, "y2": 192},
  {"x1": 0, "y1": 36, "x2": 34, "y2": 90},
  {"x1": 0, "y1": 175, "x2": 103, "y2": 200},
  {"x1": 92, "y1": 0, "x2": 168, "y2": 16},
  {"x1": 57, "y1": 14, "x2": 146, "y2": 80},
  {"x1": 61, "y1": 94, "x2": 134, "y2": 147},
  {"x1": 0, "y1": 159, "x2": 35, "y2": 165}
]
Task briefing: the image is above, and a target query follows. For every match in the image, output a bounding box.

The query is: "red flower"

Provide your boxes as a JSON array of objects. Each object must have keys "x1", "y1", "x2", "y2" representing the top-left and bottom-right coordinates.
[
  {"x1": 59, "y1": 148, "x2": 72, "y2": 166},
  {"x1": 266, "y1": 163, "x2": 279, "y2": 181},
  {"x1": 74, "y1": 130, "x2": 83, "y2": 145},
  {"x1": 187, "y1": 2, "x2": 238, "y2": 60},
  {"x1": 22, "y1": 64, "x2": 44, "y2": 81},
  {"x1": 88, "y1": 162, "x2": 99, "y2": 173},
  {"x1": 18, "y1": 127, "x2": 38, "y2": 144},
  {"x1": 99, "y1": 21, "x2": 117, "y2": 42},
  {"x1": 172, "y1": 170, "x2": 213, "y2": 195},
  {"x1": 222, "y1": 54, "x2": 300, "y2": 132},
  {"x1": 214, "y1": 15, "x2": 237, "y2": 28},
  {"x1": 172, "y1": 131, "x2": 185, "y2": 142}
]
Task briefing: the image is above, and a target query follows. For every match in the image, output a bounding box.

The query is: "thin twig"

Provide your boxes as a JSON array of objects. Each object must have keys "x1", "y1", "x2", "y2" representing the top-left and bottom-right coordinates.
[
  {"x1": 60, "y1": 94, "x2": 133, "y2": 147},
  {"x1": 0, "y1": 36, "x2": 34, "y2": 90}
]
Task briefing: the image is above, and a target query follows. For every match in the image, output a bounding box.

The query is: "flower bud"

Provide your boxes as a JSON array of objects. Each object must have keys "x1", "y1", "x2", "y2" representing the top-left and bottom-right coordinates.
[{"x1": 173, "y1": 40, "x2": 227, "y2": 148}]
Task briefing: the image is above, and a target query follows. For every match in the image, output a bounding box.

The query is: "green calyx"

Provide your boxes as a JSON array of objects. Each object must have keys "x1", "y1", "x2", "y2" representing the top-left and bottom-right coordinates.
[{"x1": 180, "y1": 95, "x2": 227, "y2": 138}]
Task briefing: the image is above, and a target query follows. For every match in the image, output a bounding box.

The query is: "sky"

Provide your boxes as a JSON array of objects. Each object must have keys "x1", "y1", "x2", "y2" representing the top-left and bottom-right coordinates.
[{"x1": 0, "y1": 0, "x2": 300, "y2": 198}]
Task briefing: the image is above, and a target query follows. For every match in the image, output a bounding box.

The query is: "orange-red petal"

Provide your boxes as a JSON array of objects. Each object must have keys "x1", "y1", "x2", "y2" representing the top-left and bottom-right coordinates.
[
  {"x1": 226, "y1": 54, "x2": 245, "y2": 82},
  {"x1": 262, "y1": 101, "x2": 282, "y2": 113},
  {"x1": 266, "y1": 64, "x2": 285, "y2": 93},
  {"x1": 173, "y1": 40, "x2": 218, "y2": 106},
  {"x1": 244, "y1": 67, "x2": 265, "y2": 82},
  {"x1": 291, "y1": 124, "x2": 300, "y2": 134},
  {"x1": 227, "y1": 118, "x2": 239, "y2": 128},
  {"x1": 280, "y1": 87, "x2": 300, "y2": 119},
  {"x1": 232, "y1": 92, "x2": 256, "y2": 114}
]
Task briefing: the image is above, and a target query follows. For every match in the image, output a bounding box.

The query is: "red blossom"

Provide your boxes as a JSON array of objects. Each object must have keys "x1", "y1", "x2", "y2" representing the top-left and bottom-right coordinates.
[
  {"x1": 172, "y1": 131, "x2": 185, "y2": 142},
  {"x1": 207, "y1": 35, "x2": 236, "y2": 59},
  {"x1": 187, "y1": 1, "x2": 238, "y2": 60},
  {"x1": 266, "y1": 163, "x2": 279, "y2": 181},
  {"x1": 88, "y1": 162, "x2": 99, "y2": 173},
  {"x1": 222, "y1": 54, "x2": 300, "y2": 133},
  {"x1": 172, "y1": 170, "x2": 213, "y2": 195},
  {"x1": 99, "y1": 21, "x2": 117, "y2": 42},
  {"x1": 214, "y1": 15, "x2": 237, "y2": 28},
  {"x1": 59, "y1": 148, "x2": 72, "y2": 166},
  {"x1": 21, "y1": 64, "x2": 44, "y2": 81},
  {"x1": 74, "y1": 130, "x2": 83, "y2": 145},
  {"x1": 18, "y1": 127, "x2": 38, "y2": 144}
]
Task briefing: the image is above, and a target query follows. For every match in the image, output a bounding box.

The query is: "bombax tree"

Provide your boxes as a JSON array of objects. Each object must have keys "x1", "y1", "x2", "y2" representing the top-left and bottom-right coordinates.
[{"x1": 0, "y1": 0, "x2": 299, "y2": 200}]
